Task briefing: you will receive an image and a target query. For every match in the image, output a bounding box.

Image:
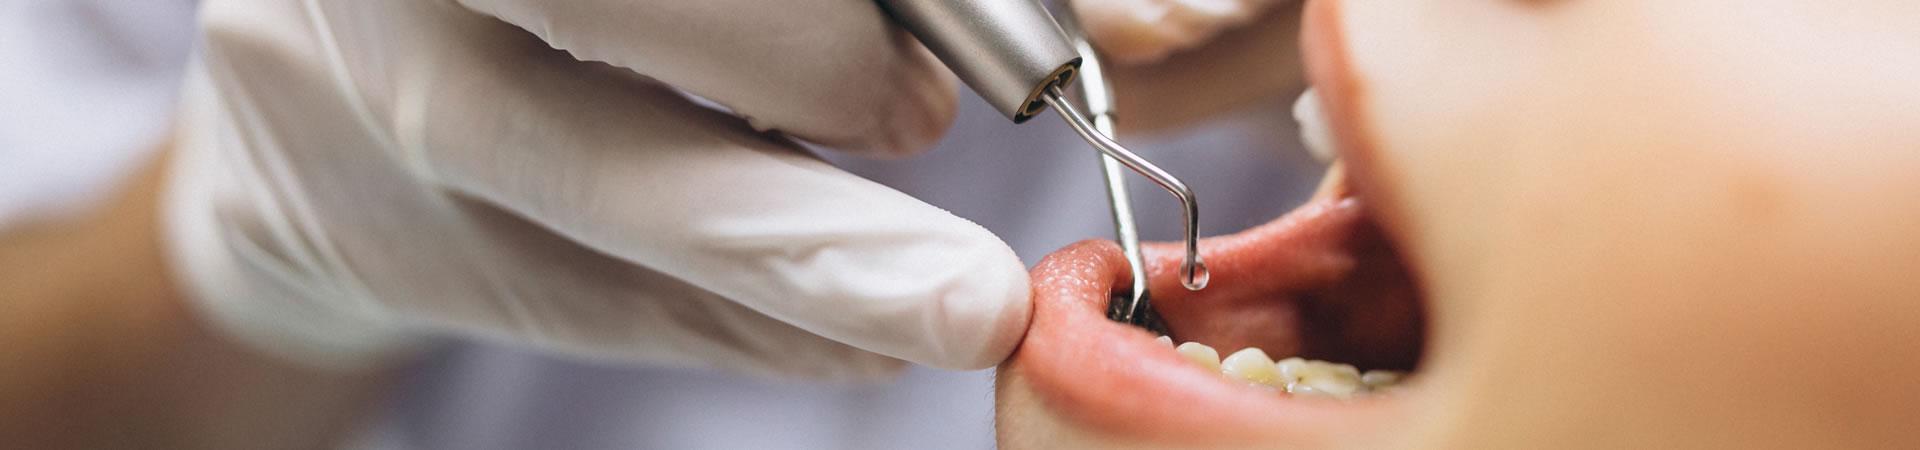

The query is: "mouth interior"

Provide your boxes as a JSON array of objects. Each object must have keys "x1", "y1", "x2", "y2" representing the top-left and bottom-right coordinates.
[
  {"x1": 1007, "y1": 168, "x2": 1430, "y2": 444},
  {"x1": 1126, "y1": 168, "x2": 1426, "y2": 384}
]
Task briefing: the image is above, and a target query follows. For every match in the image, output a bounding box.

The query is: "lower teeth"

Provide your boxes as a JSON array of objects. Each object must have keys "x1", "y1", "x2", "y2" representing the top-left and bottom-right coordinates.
[{"x1": 1162, "y1": 339, "x2": 1405, "y2": 399}]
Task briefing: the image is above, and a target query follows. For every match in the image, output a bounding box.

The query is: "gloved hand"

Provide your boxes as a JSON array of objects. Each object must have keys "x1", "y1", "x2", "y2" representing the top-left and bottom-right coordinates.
[
  {"x1": 164, "y1": 0, "x2": 1026, "y2": 378},
  {"x1": 1073, "y1": 0, "x2": 1305, "y2": 132},
  {"x1": 1074, "y1": 0, "x2": 1287, "y2": 64}
]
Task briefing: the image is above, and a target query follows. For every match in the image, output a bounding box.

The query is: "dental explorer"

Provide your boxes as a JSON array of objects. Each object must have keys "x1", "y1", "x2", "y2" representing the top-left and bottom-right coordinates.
[
  {"x1": 1049, "y1": 4, "x2": 1162, "y2": 329},
  {"x1": 875, "y1": 0, "x2": 1211, "y2": 292}
]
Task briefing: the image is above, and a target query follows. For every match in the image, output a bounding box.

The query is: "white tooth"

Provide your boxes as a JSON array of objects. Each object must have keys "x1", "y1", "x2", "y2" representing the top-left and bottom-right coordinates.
[
  {"x1": 1275, "y1": 357, "x2": 1309, "y2": 384},
  {"x1": 1293, "y1": 89, "x2": 1336, "y2": 163},
  {"x1": 1302, "y1": 375, "x2": 1361, "y2": 398},
  {"x1": 1361, "y1": 370, "x2": 1405, "y2": 389},
  {"x1": 1176, "y1": 342, "x2": 1221, "y2": 372},
  {"x1": 1287, "y1": 383, "x2": 1329, "y2": 397},
  {"x1": 1220, "y1": 348, "x2": 1282, "y2": 387},
  {"x1": 1292, "y1": 361, "x2": 1363, "y2": 399},
  {"x1": 1305, "y1": 360, "x2": 1363, "y2": 381},
  {"x1": 1155, "y1": 336, "x2": 1175, "y2": 347}
]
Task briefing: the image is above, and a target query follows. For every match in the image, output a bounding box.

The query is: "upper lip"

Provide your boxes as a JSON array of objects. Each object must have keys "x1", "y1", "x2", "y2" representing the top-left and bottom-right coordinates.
[{"x1": 1299, "y1": 0, "x2": 1391, "y2": 221}]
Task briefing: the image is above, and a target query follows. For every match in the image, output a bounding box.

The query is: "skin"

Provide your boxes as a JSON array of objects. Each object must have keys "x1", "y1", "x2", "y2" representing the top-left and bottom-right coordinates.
[
  {"x1": 999, "y1": 0, "x2": 1920, "y2": 448},
  {"x1": 0, "y1": 153, "x2": 392, "y2": 449}
]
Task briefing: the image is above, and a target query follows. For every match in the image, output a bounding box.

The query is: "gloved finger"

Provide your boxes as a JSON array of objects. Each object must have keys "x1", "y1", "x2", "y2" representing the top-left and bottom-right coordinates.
[
  {"x1": 404, "y1": 12, "x2": 1031, "y2": 371},
  {"x1": 1074, "y1": 0, "x2": 1289, "y2": 64},
  {"x1": 453, "y1": 0, "x2": 958, "y2": 158},
  {"x1": 436, "y1": 200, "x2": 911, "y2": 380},
  {"x1": 1080, "y1": 1, "x2": 1309, "y2": 133}
]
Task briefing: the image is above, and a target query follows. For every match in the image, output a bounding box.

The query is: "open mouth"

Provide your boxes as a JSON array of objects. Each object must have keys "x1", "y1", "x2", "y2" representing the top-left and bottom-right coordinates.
[
  {"x1": 1005, "y1": 166, "x2": 1427, "y2": 447},
  {"x1": 1144, "y1": 172, "x2": 1424, "y2": 385},
  {"x1": 997, "y1": 1, "x2": 1432, "y2": 447}
]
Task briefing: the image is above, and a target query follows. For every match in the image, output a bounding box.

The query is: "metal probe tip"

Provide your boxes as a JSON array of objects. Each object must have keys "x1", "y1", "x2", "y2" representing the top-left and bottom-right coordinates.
[{"x1": 1040, "y1": 85, "x2": 1209, "y2": 291}]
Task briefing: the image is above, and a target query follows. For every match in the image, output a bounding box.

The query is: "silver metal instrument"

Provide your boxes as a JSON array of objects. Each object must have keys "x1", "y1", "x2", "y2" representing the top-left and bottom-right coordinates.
[
  {"x1": 1049, "y1": 6, "x2": 1154, "y2": 326},
  {"x1": 876, "y1": 0, "x2": 1210, "y2": 294}
]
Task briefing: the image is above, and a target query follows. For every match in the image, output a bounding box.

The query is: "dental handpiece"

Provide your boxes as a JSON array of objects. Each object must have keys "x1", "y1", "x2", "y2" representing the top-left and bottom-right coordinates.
[{"x1": 876, "y1": 0, "x2": 1210, "y2": 291}]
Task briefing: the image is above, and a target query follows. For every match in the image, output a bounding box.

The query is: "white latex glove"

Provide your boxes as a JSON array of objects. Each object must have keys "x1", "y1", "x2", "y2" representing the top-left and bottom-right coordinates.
[{"x1": 164, "y1": 0, "x2": 1028, "y2": 379}]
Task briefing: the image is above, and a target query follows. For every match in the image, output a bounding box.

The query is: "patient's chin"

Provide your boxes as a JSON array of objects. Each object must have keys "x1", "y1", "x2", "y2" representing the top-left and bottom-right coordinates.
[{"x1": 994, "y1": 191, "x2": 1428, "y2": 449}]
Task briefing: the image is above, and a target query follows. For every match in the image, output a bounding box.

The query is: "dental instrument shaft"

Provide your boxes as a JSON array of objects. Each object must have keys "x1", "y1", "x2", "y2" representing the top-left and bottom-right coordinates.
[
  {"x1": 875, "y1": 0, "x2": 1207, "y2": 290},
  {"x1": 1102, "y1": 147, "x2": 1156, "y2": 325},
  {"x1": 1052, "y1": 4, "x2": 1152, "y2": 325}
]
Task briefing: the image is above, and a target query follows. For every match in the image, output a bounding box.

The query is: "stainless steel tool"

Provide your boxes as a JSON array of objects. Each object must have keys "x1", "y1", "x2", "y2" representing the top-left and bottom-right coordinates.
[
  {"x1": 1048, "y1": 5, "x2": 1155, "y2": 327},
  {"x1": 876, "y1": 0, "x2": 1211, "y2": 293}
]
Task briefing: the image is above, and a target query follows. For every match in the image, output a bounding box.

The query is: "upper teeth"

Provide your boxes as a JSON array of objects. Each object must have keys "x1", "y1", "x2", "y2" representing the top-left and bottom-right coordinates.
[
  {"x1": 1294, "y1": 88, "x2": 1336, "y2": 163},
  {"x1": 1164, "y1": 339, "x2": 1405, "y2": 398}
]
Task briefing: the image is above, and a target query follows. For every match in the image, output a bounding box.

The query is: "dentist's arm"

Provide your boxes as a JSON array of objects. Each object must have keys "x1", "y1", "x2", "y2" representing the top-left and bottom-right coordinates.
[{"x1": 0, "y1": 152, "x2": 389, "y2": 450}]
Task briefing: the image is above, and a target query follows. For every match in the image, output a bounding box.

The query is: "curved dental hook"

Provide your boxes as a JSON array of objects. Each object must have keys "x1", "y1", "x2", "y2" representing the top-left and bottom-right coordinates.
[{"x1": 1042, "y1": 85, "x2": 1210, "y2": 291}]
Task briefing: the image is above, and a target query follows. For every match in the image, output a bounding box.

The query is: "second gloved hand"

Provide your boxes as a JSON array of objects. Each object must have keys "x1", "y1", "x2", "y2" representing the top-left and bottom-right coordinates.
[
  {"x1": 1071, "y1": 0, "x2": 1306, "y2": 133},
  {"x1": 165, "y1": 0, "x2": 1028, "y2": 378}
]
